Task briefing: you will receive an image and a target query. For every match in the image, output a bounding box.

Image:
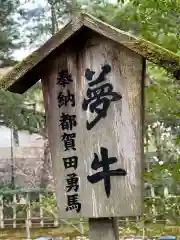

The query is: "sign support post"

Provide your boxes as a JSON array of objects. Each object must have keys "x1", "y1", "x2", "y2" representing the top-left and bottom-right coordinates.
[{"x1": 89, "y1": 217, "x2": 119, "y2": 240}]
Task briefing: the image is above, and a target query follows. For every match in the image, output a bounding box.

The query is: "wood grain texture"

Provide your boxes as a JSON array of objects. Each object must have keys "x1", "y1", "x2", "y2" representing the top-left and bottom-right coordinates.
[
  {"x1": 83, "y1": 13, "x2": 180, "y2": 76},
  {"x1": 42, "y1": 34, "x2": 144, "y2": 218},
  {"x1": 89, "y1": 218, "x2": 119, "y2": 240}
]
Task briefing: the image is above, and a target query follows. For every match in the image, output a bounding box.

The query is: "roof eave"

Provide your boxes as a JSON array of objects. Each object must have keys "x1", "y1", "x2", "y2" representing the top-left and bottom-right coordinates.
[
  {"x1": 0, "y1": 13, "x2": 179, "y2": 94},
  {"x1": 83, "y1": 13, "x2": 180, "y2": 78}
]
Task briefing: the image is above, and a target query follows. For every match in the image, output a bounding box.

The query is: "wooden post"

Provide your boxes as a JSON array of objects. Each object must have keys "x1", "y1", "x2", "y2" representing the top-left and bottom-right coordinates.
[
  {"x1": 13, "y1": 193, "x2": 17, "y2": 228},
  {"x1": 26, "y1": 193, "x2": 32, "y2": 228},
  {"x1": 79, "y1": 218, "x2": 84, "y2": 235},
  {"x1": 26, "y1": 219, "x2": 31, "y2": 240},
  {"x1": 89, "y1": 217, "x2": 119, "y2": 240},
  {"x1": 53, "y1": 192, "x2": 59, "y2": 227},
  {"x1": 39, "y1": 193, "x2": 44, "y2": 228}
]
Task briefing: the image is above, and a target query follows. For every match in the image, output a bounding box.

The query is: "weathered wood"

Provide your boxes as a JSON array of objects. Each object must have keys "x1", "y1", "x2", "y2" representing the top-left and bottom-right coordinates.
[
  {"x1": 39, "y1": 193, "x2": 44, "y2": 227},
  {"x1": 25, "y1": 219, "x2": 31, "y2": 240},
  {"x1": 112, "y1": 217, "x2": 120, "y2": 240},
  {"x1": 89, "y1": 218, "x2": 119, "y2": 240},
  {"x1": 0, "y1": 13, "x2": 179, "y2": 93},
  {"x1": 83, "y1": 13, "x2": 180, "y2": 77},
  {"x1": 42, "y1": 34, "x2": 144, "y2": 218}
]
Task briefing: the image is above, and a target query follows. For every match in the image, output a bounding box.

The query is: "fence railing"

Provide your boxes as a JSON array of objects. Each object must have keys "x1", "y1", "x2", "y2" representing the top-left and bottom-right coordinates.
[
  {"x1": 0, "y1": 189, "x2": 58, "y2": 229},
  {"x1": 0, "y1": 187, "x2": 179, "y2": 230}
]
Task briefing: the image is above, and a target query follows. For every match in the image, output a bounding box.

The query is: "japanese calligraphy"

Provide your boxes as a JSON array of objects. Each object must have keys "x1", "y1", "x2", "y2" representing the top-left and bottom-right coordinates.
[
  {"x1": 82, "y1": 64, "x2": 122, "y2": 130},
  {"x1": 63, "y1": 156, "x2": 78, "y2": 169},
  {"x1": 66, "y1": 194, "x2": 81, "y2": 213},
  {"x1": 58, "y1": 91, "x2": 75, "y2": 108},
  {"x1": 56, "y1": 69, "x2": 80, "y2": 213},
  {"x1": 59, "y1": 113, "x2": 77, "y2": 130},
  {"x1": 64, "y1": 155, "x2": 81, "y2": 213},
  {"x1": 87, "y1": 147, "x2": 127, "y2": 198},
  {"x1": 57, "y1": 69, "x2": 73, "y2": 87},
  {"x1": 85, "y1": 64, "x2": 111, "y2": 86},
  {"x1": 66, "y1": 173, "x2": 79, "y2": 192},
  {"x1": 62, "y1": 133, "x2": 76, "y2": 151}
]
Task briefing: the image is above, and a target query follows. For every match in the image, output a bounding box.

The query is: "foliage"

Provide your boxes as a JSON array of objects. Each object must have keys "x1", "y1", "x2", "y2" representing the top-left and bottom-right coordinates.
[
  {"x1": 40, "y1": 191, "x2": 180, "y2": 226},
  {"x1": 145, "y1": 64, "x2": 180, "y2": 128},
  {"x1": 0, "y1": 83, "x2": 44, "y2": 133},
  {"x1": 86, "y1": 0, "x2": 180, "y2": 52},
  {"x1": 0, "y1": 0, "x2": 45, "y2": 134},
  {"x1": 0, "y1": 185, "x2": 47, "y2": 195},
  {"x1": 18, "y1": 0, "x2": 81, "y2": 48},
  {"x1": 128, "y1": 0, "x2": 180, "y2": 52},
  {"x1": 0, "y1": 187, "x2": 179, "y2": 235},
  {"x1": 0, "y1": 0, "x2": 21, "y2": 66},
  {"x1": 39, "y1": 194, "x2": 57, "y2": 218}
]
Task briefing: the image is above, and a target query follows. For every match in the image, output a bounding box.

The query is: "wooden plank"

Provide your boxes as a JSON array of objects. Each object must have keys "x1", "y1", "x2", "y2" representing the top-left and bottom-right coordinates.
[{"x1": 43, "y1": 34, "x2": 144, "y2": 218}]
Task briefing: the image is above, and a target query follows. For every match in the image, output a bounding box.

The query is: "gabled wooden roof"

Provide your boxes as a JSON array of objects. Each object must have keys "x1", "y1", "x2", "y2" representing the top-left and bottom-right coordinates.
[{"x1": 0, "y1": 13, "x2": 179, "y2": 93}]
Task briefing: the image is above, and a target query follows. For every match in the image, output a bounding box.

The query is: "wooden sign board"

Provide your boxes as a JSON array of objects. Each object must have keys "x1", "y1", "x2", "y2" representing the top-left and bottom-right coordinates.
[{"x1": 43, "y1": 34, "x2": 143, "y2": 218}]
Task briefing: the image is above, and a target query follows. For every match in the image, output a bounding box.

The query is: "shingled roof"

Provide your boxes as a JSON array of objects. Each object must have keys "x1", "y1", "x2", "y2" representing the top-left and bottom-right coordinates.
[{"x1": 0, "y1": 13, "x2": 180, "y2": 94}]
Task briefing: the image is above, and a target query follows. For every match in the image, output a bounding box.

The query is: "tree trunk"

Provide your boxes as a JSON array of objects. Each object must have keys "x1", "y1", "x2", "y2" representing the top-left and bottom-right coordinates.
[
  {"x1": 48, "y1": 0, "x2": 58, "y2": 35},
  {"x1": 71, "y1": 0, "x2": 77, "y2": 21}
]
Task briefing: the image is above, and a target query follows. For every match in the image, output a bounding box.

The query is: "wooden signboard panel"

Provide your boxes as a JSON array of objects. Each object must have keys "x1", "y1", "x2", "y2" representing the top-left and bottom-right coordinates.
[{"x1": 43, "y1": 35, "x2": 144, "y2": 218}]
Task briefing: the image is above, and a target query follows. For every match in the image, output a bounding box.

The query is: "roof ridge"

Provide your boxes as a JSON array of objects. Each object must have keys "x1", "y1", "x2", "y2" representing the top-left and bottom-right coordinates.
[{"x1": 0, "y1": 12, "x2": 179, "y2": 93}]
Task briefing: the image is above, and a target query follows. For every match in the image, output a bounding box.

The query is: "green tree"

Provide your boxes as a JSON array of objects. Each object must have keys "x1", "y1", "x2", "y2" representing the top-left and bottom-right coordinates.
[
  {"x1": 0, "y1": 79, "x2": 44, "y2": 134},
  {"x1": 18, "y1": 0, "x2": 81, "y2": 48},
  {"x1": 0, "y1": 67, "x2": 44, "y2": 189},
  {"x1": 0, "y1": 0, "x2": 46, "y2": 188},
  {"x1": 0, "y1": 0, "x2": 45, "y2": 136},
  {"x1": 0, "y1": 0, "x2": 21, "y2": 66}
]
